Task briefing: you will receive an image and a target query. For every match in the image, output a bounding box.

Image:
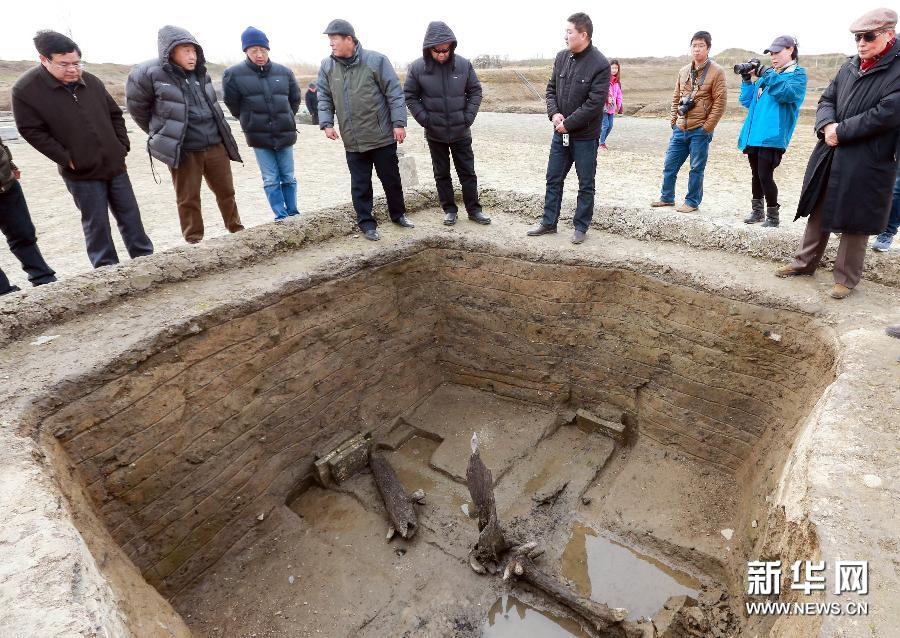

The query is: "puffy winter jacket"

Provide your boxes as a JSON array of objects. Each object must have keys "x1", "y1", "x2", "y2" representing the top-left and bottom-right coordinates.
[
  {"x1": 737, "y1": 64, "x2": 807, "y2": 151},
  {"x1": 546, "y1": 44, "x2": 611, "y2": 140},
  {"x1": 404, "y1": 21, "x2": 482, "y2": 144},
  {"x1": 126, "y1": 25, "x2": 241, "y2": 168},
  {"x1": 316, "y1": 43, "x2": 407, "y2": 153},
  {"x1": 223, "y1": 58, "x2": 300, "y2": 149}
]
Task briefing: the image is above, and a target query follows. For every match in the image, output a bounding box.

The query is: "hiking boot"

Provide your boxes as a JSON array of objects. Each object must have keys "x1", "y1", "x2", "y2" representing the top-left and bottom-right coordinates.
[
  {"x1": 744, "y1": 198, "x2": 764, "y2": 224},
  {"x1": 527, "y1": 224, "x2": 557, "y2": 236},
  {"x1": 650, "y1": 200, "x2": 675, "y2": 208},
  {"x1": 571, "y1": 229, "x2": 586, "y2": 244},
  {"x1": 468, "y1": 210, "x2": 491, "y2": 225},
  {"x1": 829, "y1": 284, "x2": 853, "y2": 299},
  {"x1": 393, "y1": 215, "x2": 415, "y2": 228},
  {"x1": 363, "y1": 229, "x2": 381, "y2": 241},
  {"x1": 443, "y1": 211, "x2": 458, "y2": 226},
  {"x1": 775, "y1": 264, "x2": 814, "y2": 278},
  {"x1": 676, "y1": 203, "x2": 698, "y2": 213},
  {"x1": 872, "y1": 233, "x2": 894, "y2": 252},
  {"x1": 761, "y1": 204, "x2": 780, "y2": 227}
]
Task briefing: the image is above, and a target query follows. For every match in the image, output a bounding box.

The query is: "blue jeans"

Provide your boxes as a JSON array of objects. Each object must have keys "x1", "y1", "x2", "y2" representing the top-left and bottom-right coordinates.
[
  {"x1": 883, "y1": 173, "x2": 900, "y2": 237},
  {"x1": 600, "y1": 112, "x2": 615, "y2": 145},
  {"x1": 253, "y1": 147, "x2": 298, "y2": 220},
  {"x1": 659, "y1": 127, "x2": 713, "y2": 207},
  {"x1": 541, "y1": 133, "x2": 599, "y2": 232}
]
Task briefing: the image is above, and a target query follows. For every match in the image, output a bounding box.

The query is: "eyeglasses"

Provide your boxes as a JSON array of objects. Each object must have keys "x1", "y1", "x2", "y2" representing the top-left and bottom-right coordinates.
[
  {"x1": 49, "y1": 61, "x2": 85, "y2": 70},
  {"x1": 432, "y1": 47, "x2": 451, "y2": 55},
  {"x1": 855, "y1": 31, "x2": 885, "y2": 43}
]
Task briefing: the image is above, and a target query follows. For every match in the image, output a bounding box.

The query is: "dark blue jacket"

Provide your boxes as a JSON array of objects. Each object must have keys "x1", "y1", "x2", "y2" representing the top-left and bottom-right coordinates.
[{"x1": 223, "y1": 58, "x2": 300, "y2": 149}]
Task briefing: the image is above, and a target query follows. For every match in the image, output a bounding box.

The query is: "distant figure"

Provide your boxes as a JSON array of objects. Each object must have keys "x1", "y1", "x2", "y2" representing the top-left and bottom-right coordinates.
[
  {"x1": 776, "y1": 8, "x2": 899, "y2": 299},
  {"x1": 12, "y1": 30, "x2": 153, "y2": 268},
  {"x1": 305, "y1": 82, "x2": 319, "y2": 125},
  {"x1": 0, "y1": 139, "x2": 56, "y2": 295},
  {"x1": 872, "y1": 171, "x2": 899, "y2": 252},
  {"x1": 224, "y1": 26, "x2": 301, "y2": 221},
  {"x1": 317, "y1": 19, "x2": 413, "y2": 241},
  {"x1": 404, "y1": 21, "x2": 490, "y2": 226},
  {"x1": 127, "y1": 25, "x2": 244, "y2": 244},
  {"x1": 527, "y1": 12, "x2": 610, "y2": 245},
  {"x1": 599, "y1": 59, "x2": 622, "y2": 150},
  {"x1": 650, "y1": 30, "x2": 727, "y2": 214},
  {"x1": 737, "y1": 35, "x2": 807, "y2": 228}
]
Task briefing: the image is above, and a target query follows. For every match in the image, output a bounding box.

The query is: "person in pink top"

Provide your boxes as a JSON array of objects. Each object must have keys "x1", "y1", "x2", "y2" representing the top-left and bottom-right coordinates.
[{"x1": 599, "y1": 59, "x2": 622, "y2": 150}]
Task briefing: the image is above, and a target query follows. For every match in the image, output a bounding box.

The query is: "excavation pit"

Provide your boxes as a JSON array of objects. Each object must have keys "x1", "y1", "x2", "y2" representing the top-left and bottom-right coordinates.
[{"x1": 1, "y1": 201, "x2": 897, "y2": 637}]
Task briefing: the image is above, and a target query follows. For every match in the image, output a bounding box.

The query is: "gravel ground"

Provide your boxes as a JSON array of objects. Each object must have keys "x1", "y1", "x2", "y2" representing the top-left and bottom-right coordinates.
[{"x1": 0, "y1": 111, "x2": 880, "y2": 284}]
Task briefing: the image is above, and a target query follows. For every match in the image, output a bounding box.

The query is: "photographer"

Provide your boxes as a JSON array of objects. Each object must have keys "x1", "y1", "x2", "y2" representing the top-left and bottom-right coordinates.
[
  {"x1": 737, "y1": 36, "x2": 807, "y2": 227},
  {"x1": 651, "y1": 31, "x2": 727, "y2": 213}
]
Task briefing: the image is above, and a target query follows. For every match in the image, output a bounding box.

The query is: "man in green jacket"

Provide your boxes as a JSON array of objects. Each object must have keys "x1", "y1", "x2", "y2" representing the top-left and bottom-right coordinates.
[{"x1": 317, "y1": 19, "x2": 413, "y2": 241}]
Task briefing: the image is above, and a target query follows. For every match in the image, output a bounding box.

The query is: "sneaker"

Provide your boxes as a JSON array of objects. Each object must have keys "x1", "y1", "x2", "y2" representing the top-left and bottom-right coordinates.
[
  {"x1": 526, "y1": 224, "x2": 557, "y2": 236},
  {"x1": 363, "y1": 229, "x2": 381, "y2": 241},
  {"x1": 650, "y1": 200, "x2": 675, "y2": 208},
  {"x1": 829, "y1": 284, "x2": 853, "y2": 299},
  {"x1": 571, "y1": 229, "x2": 586, "y2": 244},
  {"x1": 872, "y1": 233, "x2": 894, "y2": 252},
  {"x1": 775, "y1": 264, "x2": 814, "y2": 278},
  {"x1": 676, "y1": 203, "x2": 698, "y2": 213}
]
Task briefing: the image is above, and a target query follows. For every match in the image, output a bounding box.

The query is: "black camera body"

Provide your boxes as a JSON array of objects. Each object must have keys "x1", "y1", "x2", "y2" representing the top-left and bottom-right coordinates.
[
  {"x1": 677, "y1": 95, "x2": 695, "y2": 116},
  {"x1": 733, "y1": 58, "x2": 768, "y2": 77}
]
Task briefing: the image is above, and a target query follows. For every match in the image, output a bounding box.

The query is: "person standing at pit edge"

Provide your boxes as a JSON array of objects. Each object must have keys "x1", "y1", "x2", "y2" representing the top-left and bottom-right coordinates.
[
  {"x1": 305, "y1": 83, "x2": 319, "y2": 126},
  {"x1": 126, "y1": 26, "x2": 244, "y2": 245},
  {"x1": 776, "y1": 8, "x2": 900, "y2": 300},
  {"x1": 737, "y1": 36, "x2": 807, "y2": 228},
  {"x1": 317, "y1": 19, "x2": 413, "y2": 241},
  {"x1": 651, "y1": 30, "x2": 727, "y2": 214},
  {"x1": 12, "y1": 31, "x2": 154, "y2": 268},
  {"x1": 404, "y1": 21, "x2": 490, "y2": 227},
  {"x1": 599, "y1": 59, "x2": 623, "y2": 151},
  {"x1": 527, "y1": 12, "x2": 610, "y2": 245},
  {"x1": 0, "y1": 139, "x2": 56, "y2": 295},
  {"x1": 224, "y1": 27, "x2": 302, "y2": 222}
]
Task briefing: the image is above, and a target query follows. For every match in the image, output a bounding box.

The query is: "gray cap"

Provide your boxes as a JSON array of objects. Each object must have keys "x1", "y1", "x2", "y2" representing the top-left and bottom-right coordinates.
[
  {"x1": 324, "y1": 19, "x2": 355, "y2": 38},
  {"x1": 764, "y1": 35, "x2": 798, "y2": 54}
]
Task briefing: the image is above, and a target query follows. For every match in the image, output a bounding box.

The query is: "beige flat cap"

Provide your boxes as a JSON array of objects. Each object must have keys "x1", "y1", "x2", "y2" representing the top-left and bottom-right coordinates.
[{"x1": 849, "y1": 7, "x2": 898, "y2": 33}]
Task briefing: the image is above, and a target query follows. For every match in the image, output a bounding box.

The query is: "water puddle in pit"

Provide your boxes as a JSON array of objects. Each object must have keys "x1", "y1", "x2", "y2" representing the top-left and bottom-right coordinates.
[
  {"x1": 561, "y1": 522, "x2": 701, "y2": 620},
  {"x1": 482, "y1": 594, "x2": 590, "y2": 638}
]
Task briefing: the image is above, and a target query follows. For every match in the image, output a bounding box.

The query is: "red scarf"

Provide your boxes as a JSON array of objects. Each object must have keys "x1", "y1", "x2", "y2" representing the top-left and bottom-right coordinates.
[
  {"x1": 610, "y1": 74, "x2": 620, "y2": 85},
  {"x1": 861, "y1": 37, "x2": 896, "y2": 72}
]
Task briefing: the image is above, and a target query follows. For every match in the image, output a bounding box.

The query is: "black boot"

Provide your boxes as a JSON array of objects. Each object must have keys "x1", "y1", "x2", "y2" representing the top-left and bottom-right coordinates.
[
  {"x1": 743, "y1": 198, "x2": 764, "y2": 224},
  {"x1": 761, "y1": 204, "x2": 780, "y2": 228}
]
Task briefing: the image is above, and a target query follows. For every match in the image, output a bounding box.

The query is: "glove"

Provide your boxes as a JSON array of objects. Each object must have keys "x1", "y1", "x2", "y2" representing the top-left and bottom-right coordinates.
[{"x1": 741, "y1": 72, "x2": 752, "y2": 82}]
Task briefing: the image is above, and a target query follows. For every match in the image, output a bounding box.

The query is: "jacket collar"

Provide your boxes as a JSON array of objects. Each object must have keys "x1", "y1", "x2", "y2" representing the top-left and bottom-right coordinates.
[
  {"x1": 852, "y1": 38, "x2": 900, "y2": 74},
  {"x1": 571, "y1": 43, "x2": 594, "y2": 59},
  {"x1": 37, "y1": 64, "x2": 86, "y2": 90},
  {"x1": 332, "y1": 44, "x2": 361, "y2": 67},
  {"x1": 244, "y1": 57, "x2": 272, "y2": 74}
]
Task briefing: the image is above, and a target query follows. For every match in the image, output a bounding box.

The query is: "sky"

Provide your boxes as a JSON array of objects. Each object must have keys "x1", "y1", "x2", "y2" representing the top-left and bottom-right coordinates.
[{"x1": 2, "y1": 0, "x2": 882, "y2": 67}]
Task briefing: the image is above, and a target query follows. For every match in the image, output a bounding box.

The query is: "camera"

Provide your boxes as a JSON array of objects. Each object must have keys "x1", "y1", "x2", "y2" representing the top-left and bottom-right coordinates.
[
  {"x1": 733, "y1": 59, "x2": 767, "y2": 77},
  {"x1": 677, "y1": 95, "x2": 695, "y2": 116}
]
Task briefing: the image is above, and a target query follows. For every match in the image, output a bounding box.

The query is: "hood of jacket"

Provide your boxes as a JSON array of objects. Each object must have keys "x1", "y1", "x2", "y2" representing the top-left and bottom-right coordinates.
[
  {"x1": 422, "y1": 21, "x2": 457, "y2": 65},
  {"x1": 157, "y1": 25, "x2": 207, "y2": 71}
]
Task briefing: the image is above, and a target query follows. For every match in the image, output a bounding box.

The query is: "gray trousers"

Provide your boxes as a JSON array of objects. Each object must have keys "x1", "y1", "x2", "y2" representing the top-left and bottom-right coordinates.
[{"x1": 791, "y1": 203, "x2": 868, "y2": 288}]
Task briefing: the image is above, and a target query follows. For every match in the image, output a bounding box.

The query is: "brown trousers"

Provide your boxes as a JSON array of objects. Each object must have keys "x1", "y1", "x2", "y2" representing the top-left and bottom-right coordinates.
[
  {"x1": 791, "y1": 203, "x2": 869, "y2": 288},
  {"x1": 169, "y1": 144, "x2": 244, "y2": 243}
]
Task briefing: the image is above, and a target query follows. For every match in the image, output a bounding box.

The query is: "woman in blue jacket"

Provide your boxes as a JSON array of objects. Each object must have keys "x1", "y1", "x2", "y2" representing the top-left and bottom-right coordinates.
[{"x1": 738, "y1": 35, "x2": 807, "y2": 227}]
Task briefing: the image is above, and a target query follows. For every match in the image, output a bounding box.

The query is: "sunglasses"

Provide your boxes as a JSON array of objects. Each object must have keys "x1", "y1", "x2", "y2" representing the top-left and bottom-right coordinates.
[
  {"x1": 432, "y1": 47, "x2": 451, "y2": 54},
  {"x1": 855, "y1": 31, "x2": 885, "y2": 43}
]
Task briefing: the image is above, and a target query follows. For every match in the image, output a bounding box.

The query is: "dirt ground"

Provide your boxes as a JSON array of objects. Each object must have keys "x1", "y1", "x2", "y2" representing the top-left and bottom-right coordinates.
[{"x1": 0, "y1": 112, "x2": 837, "y2": 286}]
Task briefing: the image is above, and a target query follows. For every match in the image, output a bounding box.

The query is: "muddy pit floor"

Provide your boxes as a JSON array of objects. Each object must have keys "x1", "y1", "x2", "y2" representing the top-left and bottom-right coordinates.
[{"x1": 174, "y1": 384, "x2": 738, "y2": 637}]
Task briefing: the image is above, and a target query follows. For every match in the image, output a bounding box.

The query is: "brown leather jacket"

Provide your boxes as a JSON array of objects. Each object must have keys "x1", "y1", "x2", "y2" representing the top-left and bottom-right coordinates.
[{"x1": 669, "y1": 59, "x2": 727, "y2": 132}]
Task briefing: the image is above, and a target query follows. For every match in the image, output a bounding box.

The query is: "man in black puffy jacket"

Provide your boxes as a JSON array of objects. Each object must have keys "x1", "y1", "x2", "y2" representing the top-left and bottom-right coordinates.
[
  {"x1": 224, "y1": 27, "x2": 301, "y2": 221},
  {"x1": 404, "y1": 22, "x2": 489, "y2": 226}
]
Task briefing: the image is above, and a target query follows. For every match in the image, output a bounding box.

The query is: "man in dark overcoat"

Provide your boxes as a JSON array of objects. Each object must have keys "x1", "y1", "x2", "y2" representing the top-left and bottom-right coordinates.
[{"x1": 776, "y1": 8, "x2": 900, "y2": 299}]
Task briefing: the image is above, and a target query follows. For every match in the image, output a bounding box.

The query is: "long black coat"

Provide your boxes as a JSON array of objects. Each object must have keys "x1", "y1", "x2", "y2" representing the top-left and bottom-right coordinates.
[
  {"x1": 404, "y1": 22, "x2": 482, "y2": 144},
  {"x1": 223, "y1": 59, "x2": 300, "y2": 149},
  {"x1": 796, "y1": 39, "x2": 900, "y2": 234},
  {"x1": 546, "y1": 44, "x2": 610, "y2": 140}
]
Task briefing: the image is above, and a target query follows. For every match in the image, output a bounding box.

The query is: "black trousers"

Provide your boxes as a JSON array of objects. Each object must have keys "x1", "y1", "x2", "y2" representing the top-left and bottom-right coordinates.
[
  {"x1": 427, "y1": 137, "x2": 482, "y2": 215},
  {"x1": 0, "y1": 180, "x2": 56, "y2": 293},
  {"x1": 345, "y1": 142, "x2": 407, "y2": 232},
  {"x1": 746, "y1": 146, "x2": 784, "y2": 207}
]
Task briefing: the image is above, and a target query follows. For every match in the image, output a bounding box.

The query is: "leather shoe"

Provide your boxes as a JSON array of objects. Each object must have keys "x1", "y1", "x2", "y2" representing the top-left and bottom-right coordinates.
[
  {"x1": 526, "y1": 224, "x2": 557, "y2": 236},
  {"x1": 676, "y1": 203, "x2": 698, "y2": 213},
  {"x1": 571, "y1": 229, "x2": 586, "y2": 244},
  {"x1": 828, "y1": 284, "x2": 853, "y2": 299},
  {"x1": 443, "y1": 211, "x2": 457, "y2": 225},
  {"x1": 774, "y1": 264, "x2": 814, "y2": 278},
  {"x1": 363, "y1": 229, "x2": 381, "y2": 241},
  {"x1": 468, "y1": 210, "x2": 491, "y2": 225},
  {"x1": 0, "y1": 285, "x2": 21, "y2": 296},
  {"x1": 650, "y1": 200, "x2": 675, "y2": 207},
  {"x1": 393, "y1": 215, "x2": 415, "y2": 228}
]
